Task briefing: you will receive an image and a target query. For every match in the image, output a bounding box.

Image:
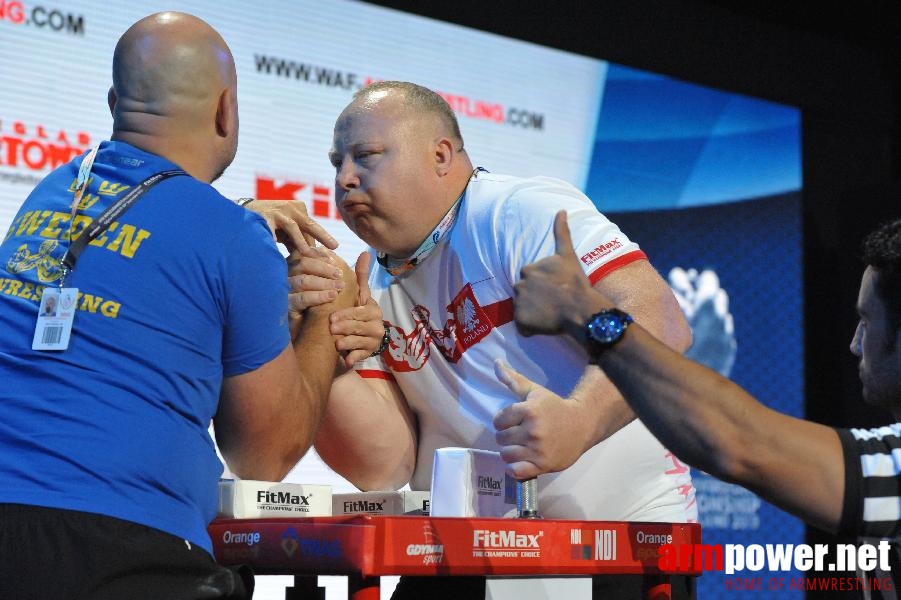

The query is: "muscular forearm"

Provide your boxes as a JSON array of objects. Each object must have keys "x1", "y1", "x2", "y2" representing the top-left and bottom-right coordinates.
[
  {"x1": 290, "y1": 305, "x2": 342, "y2": 455},
  {"x1": 567, "y1": 367, "x2": 638, "y2": 450},
  {"x1": 215, "y1": 339, "x2": 336, "y2": 483},
  {"x1": 561, "y1": 285, "x2": 767, "y2": 483},
  {"x1": 595, "y1": 322, "x2": 757, "y2": 480},
  {"x1": 597, "y1": 315, "x2": 846, "y2": 531},
  {"x1": 216, "y1": 254, "x2": 356, "y2": 482},
  {"x1": 314, "y1": 371, "x2": 417, "y2": 491}
]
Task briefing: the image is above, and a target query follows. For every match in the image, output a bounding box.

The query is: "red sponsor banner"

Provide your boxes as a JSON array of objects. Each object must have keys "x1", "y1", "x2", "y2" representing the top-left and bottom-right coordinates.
[
  {"x1": 209, "y1": 516, "x2": 701, "y2": 577},
  {"x1": 0, "y1": 120, "x2": 91, "y2": 172},
  {"x1": 255, "y1": 176, "x2": 341, "y2": 221}
]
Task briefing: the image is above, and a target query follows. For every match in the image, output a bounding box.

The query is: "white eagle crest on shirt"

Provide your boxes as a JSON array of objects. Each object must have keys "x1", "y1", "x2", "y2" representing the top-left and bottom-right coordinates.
[{"x1": 457, "y1": 297, "x2": 480, "y2": 334}]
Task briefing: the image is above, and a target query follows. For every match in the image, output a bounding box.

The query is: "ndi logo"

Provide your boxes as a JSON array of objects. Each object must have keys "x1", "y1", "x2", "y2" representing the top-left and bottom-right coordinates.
[{"x1": 569, "y1": 528, "x2": 617, "y2": 561}]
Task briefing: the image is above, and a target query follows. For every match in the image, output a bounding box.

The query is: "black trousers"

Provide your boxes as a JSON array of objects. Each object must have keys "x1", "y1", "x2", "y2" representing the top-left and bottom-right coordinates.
[
  {"x1": 391, "y1": 574, "x2": 695, "y2": 599},
  {"x1": 0, "y1": 503, "x2": 253, "y2": 600}
]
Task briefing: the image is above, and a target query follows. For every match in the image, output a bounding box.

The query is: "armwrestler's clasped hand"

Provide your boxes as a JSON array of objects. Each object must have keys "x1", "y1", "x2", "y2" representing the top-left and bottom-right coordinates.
[
  {"x1": 243, "y1": 199, "x2": 385, "y2": 367},
  {"x1": 245, "y1": 199, "x2": 338, "y2": 255},
  {"x1": 287, "y1": 245, "x2": 346, "y2": 312},
  {"x1": 328, "y1": 253, "x2": 386, "y2": 368},
  {"x1": 288, "y1": 249, "x2": 385, "y2": 368}
]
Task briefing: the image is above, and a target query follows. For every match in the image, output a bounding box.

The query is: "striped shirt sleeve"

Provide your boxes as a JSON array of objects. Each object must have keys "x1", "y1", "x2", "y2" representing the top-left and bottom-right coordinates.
[{"x1": 838, "y1": 424, "x2": 901, "y2": 539}]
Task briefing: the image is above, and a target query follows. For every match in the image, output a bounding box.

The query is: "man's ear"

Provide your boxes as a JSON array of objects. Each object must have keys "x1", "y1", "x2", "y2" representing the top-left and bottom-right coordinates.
[
  {"x1": 107, "y1": 87, "x2": 117, "y2": 118},
  {"x1": 434, "y1": 137, "x2": 455, "y2": 177},
  {"x1": 215, "y1": 87, "x2": 236, "y2": 138}
]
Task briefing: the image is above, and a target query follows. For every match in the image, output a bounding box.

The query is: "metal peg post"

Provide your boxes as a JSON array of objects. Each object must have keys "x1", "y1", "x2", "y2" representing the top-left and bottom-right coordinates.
[{"x1": 516, "y1": 477, "x2": 541, "y2": 519}]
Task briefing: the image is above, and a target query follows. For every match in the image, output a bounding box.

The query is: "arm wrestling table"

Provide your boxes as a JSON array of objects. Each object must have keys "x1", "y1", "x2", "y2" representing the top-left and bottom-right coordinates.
[{"x1": 209, "y1": 516, "x2": 701, "y2": 600}]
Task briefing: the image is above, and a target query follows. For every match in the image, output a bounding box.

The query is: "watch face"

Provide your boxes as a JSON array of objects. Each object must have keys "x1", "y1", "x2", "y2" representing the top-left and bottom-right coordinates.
[
  {"x1": 591, "y1": 315, "x2": 621, "y2": 342},
  {"x1": 586, "y1": 309, "x2": 632, "y2": 348}
]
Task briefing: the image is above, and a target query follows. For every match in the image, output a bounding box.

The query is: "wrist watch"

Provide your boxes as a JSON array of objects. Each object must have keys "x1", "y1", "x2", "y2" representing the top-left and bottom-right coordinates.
[{"x1": 585, "y1": 308, "x2": 633, "y2": 358}]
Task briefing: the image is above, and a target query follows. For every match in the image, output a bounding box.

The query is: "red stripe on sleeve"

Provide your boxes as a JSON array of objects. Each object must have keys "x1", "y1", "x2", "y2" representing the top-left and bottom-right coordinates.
[
  {"x1": 587, "y1": 250, "x2": 647, "y2": 286},
  {"x1": 355, "y1": 369, "x2": 396, "y2": 382}
]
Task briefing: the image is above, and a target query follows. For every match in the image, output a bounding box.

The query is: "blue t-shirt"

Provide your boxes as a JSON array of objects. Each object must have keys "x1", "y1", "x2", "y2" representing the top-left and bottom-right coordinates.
[{"x1": 0, "y1": 141, "x2": 289, "y2": 553}]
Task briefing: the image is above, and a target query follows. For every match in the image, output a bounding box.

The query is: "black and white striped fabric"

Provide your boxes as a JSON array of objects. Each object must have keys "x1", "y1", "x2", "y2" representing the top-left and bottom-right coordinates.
[
  {"x1": 839, "y1": 425, "x2": 901, "y2": 600},
  {"x1": 840, "y1": 424, "x2": 901, "y2": 538}
]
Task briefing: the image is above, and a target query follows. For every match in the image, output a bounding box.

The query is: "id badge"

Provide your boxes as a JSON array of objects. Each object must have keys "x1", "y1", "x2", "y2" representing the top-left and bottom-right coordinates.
[{"x1": 32, "y1": 287, "x2": 78, "y2": 351}]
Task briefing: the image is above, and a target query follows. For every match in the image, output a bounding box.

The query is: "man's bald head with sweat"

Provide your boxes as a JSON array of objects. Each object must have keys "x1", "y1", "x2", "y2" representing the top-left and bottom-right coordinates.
[{"x1": 108, "y1": 12, "x2": 239, "y2": 183}]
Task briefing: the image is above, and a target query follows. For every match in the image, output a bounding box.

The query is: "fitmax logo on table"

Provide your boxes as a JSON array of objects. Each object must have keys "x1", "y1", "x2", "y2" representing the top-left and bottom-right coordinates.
[
  {"x1": 342, "y1": 500, "x2": 385, "y2": 513},
  {"x1": 472, "y1": 529, "x2": 543, "y2": 559},
  {"x1": 256, "y1": 490, "x2": 313, "y2": 512},
  {"x1": 477, "y1": 475, "x2": 502, "y2": 497}
]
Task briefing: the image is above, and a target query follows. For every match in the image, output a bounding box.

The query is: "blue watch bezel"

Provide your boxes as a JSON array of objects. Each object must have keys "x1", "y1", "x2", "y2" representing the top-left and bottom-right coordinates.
[{"x1": 585, "y1": 308, "x2": 633, "y2": 355}]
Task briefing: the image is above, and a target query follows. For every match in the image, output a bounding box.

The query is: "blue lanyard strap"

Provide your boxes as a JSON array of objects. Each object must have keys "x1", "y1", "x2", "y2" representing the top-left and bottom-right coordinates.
[{"x1": 377, "y1": 167, "x2": 486, "y2": 276}]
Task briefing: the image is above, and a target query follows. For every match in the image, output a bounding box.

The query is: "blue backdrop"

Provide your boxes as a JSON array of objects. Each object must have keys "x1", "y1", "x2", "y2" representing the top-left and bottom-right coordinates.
[{"x1": 588, "y1": 64, "x2": 803, "y2": 598}]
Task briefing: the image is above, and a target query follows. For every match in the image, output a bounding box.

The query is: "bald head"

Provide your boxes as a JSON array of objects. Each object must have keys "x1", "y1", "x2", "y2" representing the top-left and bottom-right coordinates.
[
  {"x1": 331, "y1": 81, "x2": 473, "y2": 256},
  {"x1": 347, "y1": 81, "x2": 464, "y2": 149},
  {"x1": 109, "y1": 12, "x2": 239, "y2": 181}
]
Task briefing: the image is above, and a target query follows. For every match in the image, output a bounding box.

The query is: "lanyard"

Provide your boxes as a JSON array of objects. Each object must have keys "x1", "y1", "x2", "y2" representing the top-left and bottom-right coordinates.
[
  {"x1": 377, "y1": 196, "x2": 463, "y2": 276},
  {"x1": 60, "y1": 147, "x2": 186, "y2": 286},
  {"x1": 377, "y1": 167, "x2": 486, "y2": 276}
]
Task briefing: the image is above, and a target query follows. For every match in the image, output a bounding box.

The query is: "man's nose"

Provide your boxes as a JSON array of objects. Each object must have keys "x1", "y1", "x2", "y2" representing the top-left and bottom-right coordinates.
[{"x1": 336, "y1": 162, "x2": 359, "y2": 191}]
